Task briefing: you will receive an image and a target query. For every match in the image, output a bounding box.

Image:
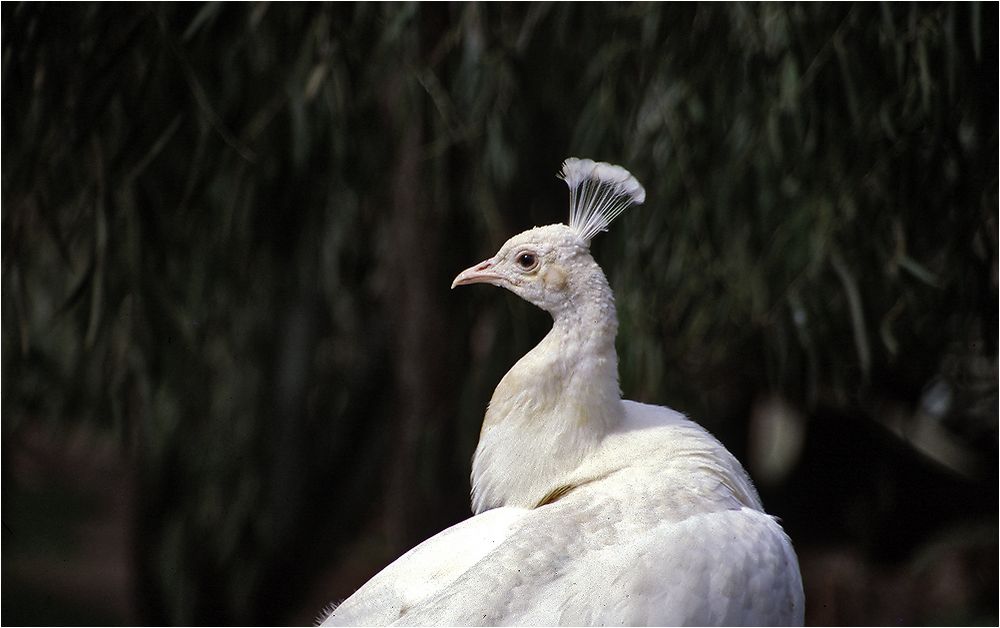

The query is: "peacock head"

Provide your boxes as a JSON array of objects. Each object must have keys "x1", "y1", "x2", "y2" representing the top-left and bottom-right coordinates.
[{"x1": 452, "y1": 158, "x2": 645, "y2": 315}]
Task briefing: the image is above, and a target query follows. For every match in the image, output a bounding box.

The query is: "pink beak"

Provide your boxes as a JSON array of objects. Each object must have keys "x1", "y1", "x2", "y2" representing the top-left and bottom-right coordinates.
[{"x1": 452, "y1": 258, "x2": 502, "y2": 289}]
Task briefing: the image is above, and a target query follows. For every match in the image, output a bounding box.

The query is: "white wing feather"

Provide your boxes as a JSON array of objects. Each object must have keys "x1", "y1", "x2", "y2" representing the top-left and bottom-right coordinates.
[
  {"x1": 319, "y1": 506, "x2": 530, "y2": 626},
  {"x1": 321, "y1": 401, "x2": 804, "y2": 626}
]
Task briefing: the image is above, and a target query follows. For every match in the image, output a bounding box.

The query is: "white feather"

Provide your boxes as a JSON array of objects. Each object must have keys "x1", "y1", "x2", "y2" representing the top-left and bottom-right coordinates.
[
  {"x1": 321, "y1": 403, "x2": 803, "y2": 626},
  {"x1": 559, "y1": 157, "x2": 646, "y2": 244}
]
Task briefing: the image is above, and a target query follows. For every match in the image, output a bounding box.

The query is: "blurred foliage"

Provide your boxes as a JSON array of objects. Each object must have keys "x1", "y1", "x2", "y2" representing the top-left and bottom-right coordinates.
[{"x1": 2, "y1": 2, "x2": 997, "y2": 625}]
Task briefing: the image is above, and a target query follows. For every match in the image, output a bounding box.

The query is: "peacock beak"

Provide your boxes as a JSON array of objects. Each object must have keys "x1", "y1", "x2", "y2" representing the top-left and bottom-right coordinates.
[{"x1": 452, "y1": 258, "x2": 502, "y2": 289}]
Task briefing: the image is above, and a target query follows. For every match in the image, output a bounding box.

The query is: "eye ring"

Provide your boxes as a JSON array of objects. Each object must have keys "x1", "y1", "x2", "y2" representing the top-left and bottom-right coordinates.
[{"x1": 515, "y1": 251, "x2": 538, "y2": 271}]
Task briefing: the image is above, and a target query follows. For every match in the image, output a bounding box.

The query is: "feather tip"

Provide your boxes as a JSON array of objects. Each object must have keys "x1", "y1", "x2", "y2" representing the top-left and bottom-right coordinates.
[{"x1": 558, "y1": 157, "x2": 645, "y2": 244}]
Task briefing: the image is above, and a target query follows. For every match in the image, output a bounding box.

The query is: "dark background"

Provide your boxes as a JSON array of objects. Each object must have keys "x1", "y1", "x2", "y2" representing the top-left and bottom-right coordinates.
[{"x1": 2, "y1": 3, "x2": 997, "y2": 625}]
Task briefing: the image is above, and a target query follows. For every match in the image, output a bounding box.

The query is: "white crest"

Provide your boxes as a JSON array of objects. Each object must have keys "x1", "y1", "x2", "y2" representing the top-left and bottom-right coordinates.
[{"x1": 558, "y1": 157, "x2": 646, "y2": 244}]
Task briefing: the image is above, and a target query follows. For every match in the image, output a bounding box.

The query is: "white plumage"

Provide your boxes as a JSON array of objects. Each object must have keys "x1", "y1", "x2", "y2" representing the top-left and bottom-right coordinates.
[{"x1": 320, "y1": 158, "x2": 804, "y2": 626}]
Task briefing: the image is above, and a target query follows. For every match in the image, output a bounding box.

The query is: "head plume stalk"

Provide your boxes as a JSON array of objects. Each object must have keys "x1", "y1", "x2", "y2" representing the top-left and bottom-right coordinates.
[{"x1": 559, "y1": 158, "x2": 646, "y2": 245}]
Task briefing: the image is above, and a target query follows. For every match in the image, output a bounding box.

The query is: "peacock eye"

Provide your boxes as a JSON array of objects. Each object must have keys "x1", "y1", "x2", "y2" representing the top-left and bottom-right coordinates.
[{"x1": 515, "y1": 251, "x2": 538, "y2": 271}]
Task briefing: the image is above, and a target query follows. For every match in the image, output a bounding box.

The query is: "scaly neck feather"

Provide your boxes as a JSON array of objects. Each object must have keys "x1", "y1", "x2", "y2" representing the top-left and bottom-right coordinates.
[{"x1": 471, "y1": 260, "x2": 624, "y2": 513}]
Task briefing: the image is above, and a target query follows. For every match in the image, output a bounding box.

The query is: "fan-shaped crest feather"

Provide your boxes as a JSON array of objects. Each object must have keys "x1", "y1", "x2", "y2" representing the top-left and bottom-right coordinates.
[{"x1": 559, "y1": 158, "x2": 646, "y2": 244}]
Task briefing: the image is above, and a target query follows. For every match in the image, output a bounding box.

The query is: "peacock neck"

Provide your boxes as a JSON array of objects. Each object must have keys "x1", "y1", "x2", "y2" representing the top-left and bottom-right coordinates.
[{"x1": 471, "y1": 263, "x2": 624, "y2": 513}]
